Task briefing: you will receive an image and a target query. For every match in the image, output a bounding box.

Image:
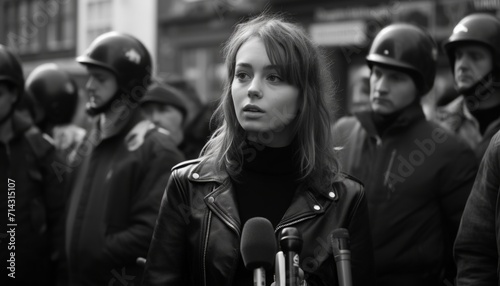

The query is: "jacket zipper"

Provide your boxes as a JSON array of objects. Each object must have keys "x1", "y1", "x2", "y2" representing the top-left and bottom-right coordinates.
[
  {"x1": 203, "y1": 211, "x2": 212, "y2": 286},
  {"x1": 373, "y1": 134, "x2": 397, "y2": 199},
  {"x1": 384, "y1": 149, "x2": 397, "y2": 199}
]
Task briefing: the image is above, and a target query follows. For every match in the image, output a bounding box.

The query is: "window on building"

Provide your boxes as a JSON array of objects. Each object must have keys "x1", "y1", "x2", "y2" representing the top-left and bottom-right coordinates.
[
  {"x1": 86, "y1": 0, "x2": 112, "y2": 46},
  {"x1": 1, "y1": 0, "x2": 77, "y2": 58}
]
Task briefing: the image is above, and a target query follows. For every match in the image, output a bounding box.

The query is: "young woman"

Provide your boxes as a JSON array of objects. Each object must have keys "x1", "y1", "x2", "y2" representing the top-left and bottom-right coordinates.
[{"x1": 142, "y1": 14, "x2": 374, "y2": 286}]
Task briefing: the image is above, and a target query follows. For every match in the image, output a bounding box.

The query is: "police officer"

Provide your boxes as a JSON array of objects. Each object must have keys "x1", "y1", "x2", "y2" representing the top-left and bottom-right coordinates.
[
  {"x1": 25, "y1": 63, "x2": 79, "y2": 132},
  {"x1": 140, "y1": 82, "x2": 187, "y2": 147},
  {"x1": 333, "y1": 24, "x2": 477, "y2": 286},
  {"x1": 0, "y1": 45, "x2": 64, "y2": 286},
  {"x1": 25, "y1": 63, "x2": 85, "y2": 161},
  {"x1": 64, "y1": 32, "x2": 185, "y2": 285},
  {"x1": 437, "y1": 13, "x2": 500, "y2": 161}
]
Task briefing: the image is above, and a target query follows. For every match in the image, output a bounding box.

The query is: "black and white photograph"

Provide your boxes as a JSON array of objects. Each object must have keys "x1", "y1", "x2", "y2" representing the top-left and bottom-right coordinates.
[{"x1": 1, "y1": 0, "x2": 499, "y2": 285}]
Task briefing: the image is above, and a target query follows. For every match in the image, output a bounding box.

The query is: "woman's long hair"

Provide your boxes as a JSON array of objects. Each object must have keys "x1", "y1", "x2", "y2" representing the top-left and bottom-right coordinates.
[{"x1": 200, "y1": 13, "x2": 339, "y2": 190}]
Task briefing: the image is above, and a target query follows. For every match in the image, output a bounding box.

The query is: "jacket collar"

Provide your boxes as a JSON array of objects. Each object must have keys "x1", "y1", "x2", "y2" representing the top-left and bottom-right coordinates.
[
  {"x1": 91, "y1": 108, "x2": 145, "y2": 143},
  {"x1": 10, "y1": 111, "x2": 34, "y2": 140},
  {"x1": 1, "y1": 111, "x2": 33, "y2": 144},
  {"x1": 438, "y1": 96, "x2": 500, "y2": 139},
  {"x1": 188, "y1": 157, "x2": 340, "y2": 200},
  {"x1": 440, "y1": 96, "x2": 466, "y2": 116},
  {"x1": 186, "y1": 157, "x2": 340, "y2": 235},
  {"x1": 355, "y1": 103, "x2": 426, "y2": 138}
]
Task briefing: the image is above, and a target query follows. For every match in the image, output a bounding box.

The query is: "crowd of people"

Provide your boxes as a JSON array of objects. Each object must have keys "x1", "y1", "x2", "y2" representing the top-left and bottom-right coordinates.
[{"x1": 1, "y1": 10, "x2": 500, "y2": 286}]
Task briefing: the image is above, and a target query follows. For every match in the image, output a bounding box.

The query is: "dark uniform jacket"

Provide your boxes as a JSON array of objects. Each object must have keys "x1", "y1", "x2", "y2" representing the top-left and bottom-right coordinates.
[
  {"x1": 436, "y1": 95, "x2": 500, "y2": 161},
  {"x1": 455, "y1": 130, "x2": 500, "y2": 286},
  {"x1": 64, "y1": 110, "x2": 185, "y2": 286},
  {"x1": 142, "y1": 157, "x2": 375, "y2": 286},
  {"x1": 333, "y1": 104, "x2": 477, "y2": 286},
  {"x1": 0, "y1": 112, "x2": 65, "y2": 286}
]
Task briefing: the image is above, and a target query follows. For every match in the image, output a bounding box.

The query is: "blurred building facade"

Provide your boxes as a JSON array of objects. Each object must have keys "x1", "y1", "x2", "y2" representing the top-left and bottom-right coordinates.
[
  {"x1": 0, "y1": 0, "x2": 157, "y2": 85},
  {"x1": 1, "y1": 0, "x2": 500, "y2": 118},
  {"x1": 0, "y1": 0, "x2": 78, "y2": 75},
  {"x1": 156, "y1": 0, "x2": 500, "y2": 118}
]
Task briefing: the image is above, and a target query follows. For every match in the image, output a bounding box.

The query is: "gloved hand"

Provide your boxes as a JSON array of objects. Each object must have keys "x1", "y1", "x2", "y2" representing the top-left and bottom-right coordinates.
[{"x1": 52, "y1": 124, "x2": 86, "y2": 152}]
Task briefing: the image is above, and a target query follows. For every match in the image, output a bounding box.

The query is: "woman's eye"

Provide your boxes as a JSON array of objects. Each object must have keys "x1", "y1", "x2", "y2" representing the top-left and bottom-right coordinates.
[
  {"x1": 267, "y1": 74, "x2": 282, "y2": 82},
  {"x1": 235, "y1": 72, "x2": 249, "y2": 81}
]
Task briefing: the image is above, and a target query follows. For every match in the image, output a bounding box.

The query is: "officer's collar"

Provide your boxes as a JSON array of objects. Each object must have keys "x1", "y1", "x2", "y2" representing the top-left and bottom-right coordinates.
[
  {"x1": 94, "y1": 107, "x2": 144, "y2": 141},
  {"x1": 355, "y1": 102, "x2": 425, "y2": 137},
  {"x1": 3, "y1": 111, "x2": 34, "y2": 143}
]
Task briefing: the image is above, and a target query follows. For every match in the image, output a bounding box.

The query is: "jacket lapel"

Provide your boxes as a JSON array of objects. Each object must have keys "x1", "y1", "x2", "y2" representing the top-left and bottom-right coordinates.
[
  {"x1": 205, "y1": 181, "x2": 242, "y2": 236},
  {"x1": 277, "y1": 185, "x2": 336, "y2": 233},
  {"x1": 190, "y1": 159, "x2": 242, "y2": 236},
  {"x1": 190, "y1": 159, "x2": 337, "y2": 236}
]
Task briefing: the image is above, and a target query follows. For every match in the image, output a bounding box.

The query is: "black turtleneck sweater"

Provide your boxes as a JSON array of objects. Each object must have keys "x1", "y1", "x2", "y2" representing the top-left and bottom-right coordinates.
[
  {"x1": 231, "y1": 140, "x2": 301, "y2": 286},
  {"x1": 470, "y1": 103, "x2": 500, "y2": 135},
  {"x1": 371, "y1": 100, "x2": 421, "y2": 136}
]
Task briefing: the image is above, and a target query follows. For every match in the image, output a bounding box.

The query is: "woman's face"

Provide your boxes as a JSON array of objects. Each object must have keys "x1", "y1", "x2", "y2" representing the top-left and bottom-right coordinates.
[{"x1": 231, "y1": 37, "x2": 300, "y2": 147}]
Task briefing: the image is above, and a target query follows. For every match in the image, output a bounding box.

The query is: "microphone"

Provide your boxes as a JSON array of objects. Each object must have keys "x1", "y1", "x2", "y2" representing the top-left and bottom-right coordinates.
[
  {"x1": 330, "y1": 228, "x2": 352, "y2": 286},
  {"x1": 275, "y1": 251, "x2": 286, "y2": 286},
  {"x1": 280, "y1": 227, "x2": 303, "y2": 286},
  {"x1": 241, "y1": 217, "x2": 277, "y2": 286}
]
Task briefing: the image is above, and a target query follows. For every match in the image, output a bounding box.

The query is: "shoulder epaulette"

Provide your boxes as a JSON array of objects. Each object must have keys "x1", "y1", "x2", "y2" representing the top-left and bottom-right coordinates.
[
  {"x1": 338, "y1": 171, "x2": 364, "y2": 187},
  {"x1": 125, "y1": 120, "x2": 156, "y2": 151},
  {"x1": 172, "y1": 158, "x2": 202, "y2": 171}
]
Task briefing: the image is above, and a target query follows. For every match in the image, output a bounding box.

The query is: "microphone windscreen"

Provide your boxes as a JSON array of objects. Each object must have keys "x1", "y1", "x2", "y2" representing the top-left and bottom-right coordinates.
[
  {"x1": 240, "y1": 217, "x2": 277, "y2": 270},
  {"x1": 280, "y1": 227, "x2": 303, "y2": 253}
]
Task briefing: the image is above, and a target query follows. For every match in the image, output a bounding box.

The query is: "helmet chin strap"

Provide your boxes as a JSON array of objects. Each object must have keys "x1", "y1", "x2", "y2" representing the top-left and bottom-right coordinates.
[
  {"x1": 457, "y1": 70, "x2": 500, "y2": 98},
  {"x1": 85, "y1": 89, "x2": 123, "y2": 116},
  {"x1": 85, "y1": 83, "x2": 145, "y2": 117}
]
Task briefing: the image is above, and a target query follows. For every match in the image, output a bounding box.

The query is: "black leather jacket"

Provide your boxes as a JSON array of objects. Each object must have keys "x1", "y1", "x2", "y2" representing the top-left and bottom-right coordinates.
[{"x1": 142, "y1": 158, "x2": 374, "y2": 286}]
